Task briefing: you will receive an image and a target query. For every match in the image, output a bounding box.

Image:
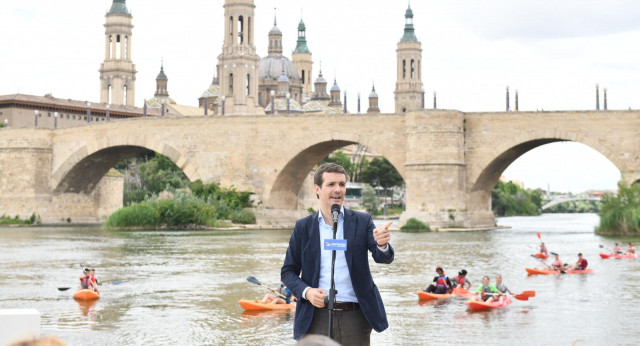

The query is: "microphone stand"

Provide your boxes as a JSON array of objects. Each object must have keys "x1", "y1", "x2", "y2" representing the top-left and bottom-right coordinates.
[{"x1": 327, "y1": 218, "x2": 338, "y2": 339}]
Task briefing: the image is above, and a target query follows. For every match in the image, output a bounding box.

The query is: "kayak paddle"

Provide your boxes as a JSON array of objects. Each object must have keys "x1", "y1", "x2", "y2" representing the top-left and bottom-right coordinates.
[
  {"x1": 537, "y1": 232, "x2": 541, "y2": 240},
  {"x1": 246, "y1": 276, "x2": 288, "y2": 300},
  {"x1": 58, "y1": 287, "x2": 71, "y2": 291},
  {"x1": 530, "y1": 254, "x2": 566, "y2": 274},
  {"x1": 513, "y1": 291, "x2": 536, "y2": 301}
]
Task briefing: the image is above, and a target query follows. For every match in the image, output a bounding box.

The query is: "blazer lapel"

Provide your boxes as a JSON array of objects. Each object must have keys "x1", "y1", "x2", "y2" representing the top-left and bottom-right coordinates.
[
  {"x1": 309, "y1": 212, "x2": 321, "y2": 286},
  {"x1": 343, "y1": 208, "x2": 356, "y2": 270}
]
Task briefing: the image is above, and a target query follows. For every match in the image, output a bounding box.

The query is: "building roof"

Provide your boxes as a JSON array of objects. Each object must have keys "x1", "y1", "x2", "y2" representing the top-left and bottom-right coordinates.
[
  {"x1": 315, "y1": 70, "x2": 327, "y2": 84},
  {"x1": 259, "y1": 56, "x2": 300, "y2": 81},
  {"x1": 302, "y1": 100, "x2": 346, "y2": 114},
  {"x1": 0, "y1": 93, "x2": 156, "y2": 117},
  {"x1": 200, "y1": 84, "x2": 220, "y2": 99},
  {"x1": 269, "y1": 15, "x2": 282, "y2": 35},
  {"x1": 330, "y1": 79, "x2": 340, "y2": 92},
  {"x1": 156, "y1": 65, "x2": 167, "y2": 80},
  {"x1": 369, "y1": 85, "x2": 378, "y2": 98},
  {"x1": 108, "y1": 0, "x2": 131, "y2": 16},
  {"x1": 293, "y1": 19, "x2": 311, "y2": 54},
  {"x1": 264, "y1": 98, "x2": 303, "y2": 113}
]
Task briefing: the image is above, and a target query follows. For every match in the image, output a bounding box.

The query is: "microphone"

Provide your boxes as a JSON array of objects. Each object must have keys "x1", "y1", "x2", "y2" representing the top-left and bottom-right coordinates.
[{"x1": 331, "y1": 204, "x2": 340, "y2": 224}]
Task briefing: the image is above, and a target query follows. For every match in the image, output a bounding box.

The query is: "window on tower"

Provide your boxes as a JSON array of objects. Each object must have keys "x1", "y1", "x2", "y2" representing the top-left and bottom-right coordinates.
[
  {"x1": 116, "y1": 35, "x2": 121, "y2": 59},
  {"x1": 238, "y1": 16, "x2": 244, "y2": 44},
  {"x1": 302, "y1": 70, "x2": 305, "y2": 84},
  {"x1": 229, "y1": 16, "x2": 233, "y2": 43},
  {"x1": 229, "y1": 73, "x2": 234, "y2": 95},
  {"x1": 246, "y1": 74, "x2": 250, "y2": 95},
  {"x1": 403, "y1": 60, "x2": 406, "y2": 79},
  {"x1": 411, "y1": 59, "x2": 415, "y2": 78}
]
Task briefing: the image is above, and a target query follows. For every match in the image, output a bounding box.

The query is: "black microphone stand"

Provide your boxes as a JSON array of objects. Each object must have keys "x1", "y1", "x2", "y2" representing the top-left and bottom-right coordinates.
[{"x1": 327, "y1": 215, "x2": 338, "y2": 339}]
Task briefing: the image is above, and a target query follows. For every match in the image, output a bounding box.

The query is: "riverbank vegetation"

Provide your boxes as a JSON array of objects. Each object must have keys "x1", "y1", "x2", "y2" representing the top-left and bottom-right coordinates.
[
  {"x1": 107, "y1": 154, "x2": 255, "y2": 228},
  {"x1": 491, "y1": 180, "x2": 543, "y2": 217},
  {"x1": 0, "y1": 213, "x2": 39, "y2": 225},
  {"x1": 400, "y1": 218, "x2": 430, "y2": 232},
  {"x1": 596, "y1": 183, "x2": 640, "y2": 235}
]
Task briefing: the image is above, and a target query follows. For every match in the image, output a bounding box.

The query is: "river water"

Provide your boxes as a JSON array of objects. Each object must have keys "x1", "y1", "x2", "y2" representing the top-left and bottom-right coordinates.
[{"x1": 0, "y1": 213, "x2": 638, "y2": 345}]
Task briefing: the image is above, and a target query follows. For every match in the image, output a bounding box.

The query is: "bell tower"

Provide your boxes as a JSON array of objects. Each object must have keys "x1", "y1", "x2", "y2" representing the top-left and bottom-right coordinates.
[
  {"x1": 99, "y1": 0, "x2": 137, "y2": 106},
  {"x1": 217, "y1": 0, "x2": 261, "y2": 115},
  {"x1": 292, "y1": 17, "x2": 313, "y2": 102},
  {"x1": 394, "y1": 4, "x2": 423, "y2": 113}
]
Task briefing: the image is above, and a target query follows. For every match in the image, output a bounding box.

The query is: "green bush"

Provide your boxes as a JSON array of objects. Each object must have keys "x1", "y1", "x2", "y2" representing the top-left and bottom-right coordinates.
[
  {"x1": 596, "y1": 183, "x2": 640, "y2": 235},
  {"x1": 492, "y1": 180, "x2": 542, "y2": 216},
  {"x1": 106, "y1": 202, "x2": 159, "y2": 227},
  {"x1": 400, "y1": 218, "x2": 430, "y2": 232},
  {"x1": 230, "y1": 209, "x2": 256, "y2": 224}
]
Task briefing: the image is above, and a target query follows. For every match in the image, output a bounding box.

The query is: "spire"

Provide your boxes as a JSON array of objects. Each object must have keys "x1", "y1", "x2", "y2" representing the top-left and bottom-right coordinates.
[
  {"x1": 156, "y1": 59, "x2": 167, "y2": 80},
  {"x1": 268, "y1": 8, "x2": 283, "y2": 55},
  {"x1": 400, "y1": 3, "x2": 418, "y2": 42},
  {"x1": 604, "y1": 88, "x2": 608, "y2": 110},
  {"x1": 108, "y1": 0, "x2": 131, "y2": 15},
  {"x1": 294, "y1": 16, "x2": 311, "y2": 54},
  {"x1": 506, "y1": 86, "x2": 510, "y2": 112},
  {"x1": 596, "y1": 84, "x2": 600, "y2": 110}
]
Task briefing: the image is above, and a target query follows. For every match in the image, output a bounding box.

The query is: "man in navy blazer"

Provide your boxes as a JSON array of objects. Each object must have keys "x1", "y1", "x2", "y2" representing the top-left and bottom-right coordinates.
[{"x1": 281, "y1": 163, "x2": 394, "y2": 344}]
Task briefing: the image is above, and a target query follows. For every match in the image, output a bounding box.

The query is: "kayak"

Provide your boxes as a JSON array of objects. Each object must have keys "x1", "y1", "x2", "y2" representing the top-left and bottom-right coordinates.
[
  {"x1": 73, "y1": 289, "x2": 100, "y2": 301},
  {"x1": 599, "y1": 253, "x2": 638, "y2": 259},
  {"x1": 534, "y1": 252, "x2": 549, "y2": 259},
  {"x1": 238, "y1": 299, "x2": 295, "y2": 310},
  {"x1": 417, "y1": 290, "x2": 451, "y2": 300},
  {"x1": 452, "y1": 287, "x2": 475, "y2": 298},
  {"x1": 525, "y1": 268, "x2": 594, "y2": 275},
  {"x1": 466, "y1": 295, "x2": 512, "y2": 311}
]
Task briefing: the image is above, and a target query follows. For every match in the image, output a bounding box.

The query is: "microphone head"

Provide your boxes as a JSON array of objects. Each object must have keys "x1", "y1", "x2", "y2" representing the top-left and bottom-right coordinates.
[{"x1": 331, "y1": 204, "x2": 340, "y2": 213}]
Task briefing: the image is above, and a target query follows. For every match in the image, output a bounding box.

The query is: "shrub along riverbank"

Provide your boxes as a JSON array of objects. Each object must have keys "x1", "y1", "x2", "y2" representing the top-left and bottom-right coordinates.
[
  {"x1": 106, "y1": 181, "x2": 255, "y2": 228},
  {"x1": 491, "y1": 180, "x2": 543, "y2": 217},
  {"x1": 596, "y1": 183, "x2": 640, "y2": 235}
]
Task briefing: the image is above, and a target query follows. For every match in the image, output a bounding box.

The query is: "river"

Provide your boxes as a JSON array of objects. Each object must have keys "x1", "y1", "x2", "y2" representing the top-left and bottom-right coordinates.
[{"x1": 0, "y1": 213, "x2": 638, "y2": 345}]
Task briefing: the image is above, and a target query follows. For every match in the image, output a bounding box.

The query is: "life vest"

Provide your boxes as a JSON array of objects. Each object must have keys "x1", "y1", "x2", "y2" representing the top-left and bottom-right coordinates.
[
  {"x1": 436, "y1": 275, "x2": 449, "y2": 290},
  {"x1": 80, "y1": 276, "x2": 89, "y2": 288},
  {"x1": 456, "y1": 276, "x2": 465, "y2": 286},
  {"x1": 278, "y1": 285, "x2": 292, "y2": 303}
]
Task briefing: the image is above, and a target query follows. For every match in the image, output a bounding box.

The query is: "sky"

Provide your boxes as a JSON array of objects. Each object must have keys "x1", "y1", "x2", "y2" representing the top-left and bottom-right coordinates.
[{"x1": 1, "y1": 0, "x2": 634, "y2": 193}]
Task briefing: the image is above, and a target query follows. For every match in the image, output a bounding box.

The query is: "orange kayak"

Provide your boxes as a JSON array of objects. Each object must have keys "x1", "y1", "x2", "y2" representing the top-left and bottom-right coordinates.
[
  {"x1": 73, "y1": 289, "x2": 100, "y2": 301},
  {"x1": 238, "y1": 299, "x2": 295, "y2": 310},
  {"x1": 417, "y1": 290, "x2": 451, "y2": 300},
  {"x1": 466, "y1": 295, "x2": 512, "y2": 311},
  {"x1": 599, "y1": 253, "x2": 638, "y2": 259},
  {"x1": 452, "y1": 287, "x2": 475, "y2": 298},
  {"x1": 534, "y1": 253, "x2": 549, "y2": 259},
  {"x1": 525, "y1": 267, "x2": 594, "y2": 275}
]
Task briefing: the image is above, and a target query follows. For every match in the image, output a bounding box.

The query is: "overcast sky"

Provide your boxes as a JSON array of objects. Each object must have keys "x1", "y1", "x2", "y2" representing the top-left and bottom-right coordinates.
[{"x1": 2, "y1": 0, "x2": 633, "y2": 193}]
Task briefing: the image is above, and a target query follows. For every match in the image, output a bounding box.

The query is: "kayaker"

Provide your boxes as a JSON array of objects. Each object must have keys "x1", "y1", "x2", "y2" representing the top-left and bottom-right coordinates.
[
  {"x1": 551, "y1": 253, "x2": 564, "y2": 270},
  {"x1": 628, "y1": 243, "x2": 635, "y2": 254},
  {"x1": 261, "y1": 282, "x2": 295, "y2": 304},
  {"x1": 540, "y1": 242, "x2": 548, "y2": 255},
  {"x1": 495, "y1": 274, "x2": 514, "y2": 303},
  {"x1": 566, "y1": 253, "x2": 588, "y2": 271},
  {"x1": 89, "y1": 269, "x2": 99, "y2": 294},
  {"x1": 472, "y1": 276, "x2": 500, "y2": 303},
  {"x1": 425, "y1": 266, "x2": 452, "y2": 294},
  {"x1": 451, "y1": 269, "x2": 471, "y2": 290},
  {"x1": 613, "y1": 243, "x2": 623, "y2": 254},
  {"x1": 78, "y1": 268, "x2": 90, "y2": 290}
]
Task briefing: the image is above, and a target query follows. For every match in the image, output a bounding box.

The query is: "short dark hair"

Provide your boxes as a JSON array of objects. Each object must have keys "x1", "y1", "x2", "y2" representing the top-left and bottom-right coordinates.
[{"x1": 313, "y1": 163, "x2": 347, "y2": 187}]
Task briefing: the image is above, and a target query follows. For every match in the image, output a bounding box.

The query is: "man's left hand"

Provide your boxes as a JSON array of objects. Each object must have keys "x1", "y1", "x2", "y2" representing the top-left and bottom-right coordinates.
[{"x1": 374, "y1": 221, "x2": 392, "y2": 248}]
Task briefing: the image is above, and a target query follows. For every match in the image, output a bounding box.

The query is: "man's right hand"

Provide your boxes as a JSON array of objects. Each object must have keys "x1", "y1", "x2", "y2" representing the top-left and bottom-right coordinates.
[{"x1": 305, "y1": 288, "x2": 328, "y2": 308}]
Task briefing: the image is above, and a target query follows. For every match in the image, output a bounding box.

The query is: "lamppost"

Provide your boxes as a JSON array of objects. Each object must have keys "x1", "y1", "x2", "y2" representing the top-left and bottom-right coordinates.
[
  {"x1": 106, "y1": 104, "x2": 110, "y2": 121},
  {"x1": 161, "y1": 99, "x2": 165, "y2": 117},
  {"x1": 54, "y1": 112, "x2": 58, "y2": 129},
  {"x1": 3, "y1": 119, "x2": 7, "y2": 128},
  {"x1": 270, "y1": 90, "x2": 275, "y2": 115},
  {"x1": 204, "y1": 98, "x2": 208, "y2": 116},
  {"x1": 286, "y1": 92, "x2": 291, "y2": 114},
  {"x1": 34, "y1": 110, "x2": 38, "y2": 127},
  {"x1": 221, "y1": 96, "x2": 226, "y2": 116},
  {"x1": 143, "y1": 99, "x2": 147, "y2": 117},
  {"x1": 86, "y1": 102, "x2": 91, "y2": 123}
]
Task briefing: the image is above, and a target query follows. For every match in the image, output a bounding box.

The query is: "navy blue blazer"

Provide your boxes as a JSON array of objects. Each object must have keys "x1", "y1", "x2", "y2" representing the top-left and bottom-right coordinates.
[{"x1": 281, "y1": 208, "x2": 394, "y2": 339}]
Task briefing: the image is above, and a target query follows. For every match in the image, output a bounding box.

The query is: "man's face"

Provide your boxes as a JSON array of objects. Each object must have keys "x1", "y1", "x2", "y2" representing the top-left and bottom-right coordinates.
[{"x1": 314, "y1": 172, "x2": 346, "y2": 211}]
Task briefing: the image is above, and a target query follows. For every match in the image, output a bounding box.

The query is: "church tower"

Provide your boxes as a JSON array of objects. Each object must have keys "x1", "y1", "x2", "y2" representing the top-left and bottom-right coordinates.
[
  {"x1": 99, "y1": 0, "x2": 137, "y2": 106},
  {"x1": 217, "y1": 0, "x2": 261, "y2": 115},
  {"x1": 394, "y1": 4, "x2": 423, "y2": 113},
  {"x1": 292, "y1": 17, "x2": 313, "y2": 102},
  {"x1": 154, "y1": 63, "x2": 169, "y2": 98}
]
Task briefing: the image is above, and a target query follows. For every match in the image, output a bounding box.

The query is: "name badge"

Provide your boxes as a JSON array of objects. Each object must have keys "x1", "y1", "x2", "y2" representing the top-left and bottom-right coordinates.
[{"x1": 324, "y1": 239, "x2": 347, "y2": 251}]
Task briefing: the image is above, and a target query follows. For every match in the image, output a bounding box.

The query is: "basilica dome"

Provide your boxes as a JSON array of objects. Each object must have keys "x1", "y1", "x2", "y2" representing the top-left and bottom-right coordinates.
[{"x1": 258, "y1": 56, "x2": 300, "y2": 82}]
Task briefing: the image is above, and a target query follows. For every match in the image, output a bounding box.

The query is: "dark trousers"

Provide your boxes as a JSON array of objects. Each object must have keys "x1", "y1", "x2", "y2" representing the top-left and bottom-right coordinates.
[
  {"x1": 306, "y1": 307, "x2": 372, "y2": 346},
  {"x1": 426, "y1": 284, "x2": 447, "y2": 294}
]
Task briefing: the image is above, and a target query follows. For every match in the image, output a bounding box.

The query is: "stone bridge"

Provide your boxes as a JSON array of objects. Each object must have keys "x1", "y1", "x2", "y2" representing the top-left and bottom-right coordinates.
[{"x1": 0, "y1": 110, "x2": 638, "y2": 227}]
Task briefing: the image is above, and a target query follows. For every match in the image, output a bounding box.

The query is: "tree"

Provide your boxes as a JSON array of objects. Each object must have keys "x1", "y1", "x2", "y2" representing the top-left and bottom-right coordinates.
[
  {"x1": 320, "y1": 150, "x2": 355, "y2": 181},
  {"x1": 361, "y1": 184, "x2": 379, "y2": 214},
  {"x1": 359, "y1": 157, "x2": 404, "y2": 205}
]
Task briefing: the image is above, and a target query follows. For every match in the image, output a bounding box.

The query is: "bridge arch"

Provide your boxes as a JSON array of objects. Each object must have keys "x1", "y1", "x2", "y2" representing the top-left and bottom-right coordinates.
[
  {"x1": 52, "y1": 138, "x2": 199, "y2": 194},
  {"x1": 468, "y1": 136, "x2": 622, "y2": 214},
  {"x1": 266, "y1": 138, "x2": 406, "y2": 210}
]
